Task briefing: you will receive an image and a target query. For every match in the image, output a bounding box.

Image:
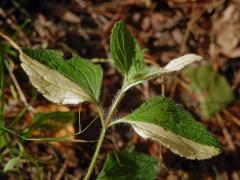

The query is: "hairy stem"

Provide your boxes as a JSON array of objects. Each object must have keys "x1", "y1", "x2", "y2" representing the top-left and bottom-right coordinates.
[
  {"x1": 84, "y1": 89, "x2": 126, "y2": 180},
  {"x1": 83, "y1": 105, "x2": 105, "y2": 180},
  {"x1": 98, "y1": 105, "x2": 105, "y2": 128},
  {"x1": 105, "y1": 89, "x2": 125, "y2": 126}
]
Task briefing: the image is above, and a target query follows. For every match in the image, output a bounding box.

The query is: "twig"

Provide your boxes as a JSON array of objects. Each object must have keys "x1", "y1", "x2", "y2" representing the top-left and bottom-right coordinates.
[
  {"x1": 0, "y1": 32, "x2": 34, "y2": 114},
  {"x1": 0, "y1": 126, "x2": 97, "y2": 143},
  {"x1": 78, "y1": 105, "x2": 82, "y2": 132},
  {"x1": 161, "y1": 76, "x2": 165, "y2": 97},
  {"x1": 0, "y1": 32, "x2": 22, "y2": 52},
  {"x1": 55, "y1": 160, "x2": 68, "y2": 180},
  {"x1": 4, "y1": 59, "x2": 35, "y2": 115},
  {"x1": 169, "y1": 76, "x2": 177, "y2": 99},
  {"x1": 215, "y1": 114, "x2": 235, "y2": 151},
  {"x1": 222, "y1": 109, "x2": 240, "y2": 127}
]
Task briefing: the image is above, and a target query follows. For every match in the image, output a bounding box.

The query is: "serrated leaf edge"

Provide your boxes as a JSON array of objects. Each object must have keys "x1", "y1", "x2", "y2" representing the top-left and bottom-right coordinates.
[
  {"x1": 123, "y1": 120, "x2": 221, "y2": 160},
  {"x1": 20, "y1": 52, "x2": 93, "y2": 104}
]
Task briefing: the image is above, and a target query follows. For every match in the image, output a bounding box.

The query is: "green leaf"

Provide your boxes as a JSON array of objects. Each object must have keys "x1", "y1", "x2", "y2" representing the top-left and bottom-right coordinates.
[
  {"x1": 184, "y1": 65, "x2": 234, "y2": 118},
  {"x1": 117, "y1": 96, "x2": 221, "y2": 160},
  {"x1": 20, "y1": 48, "x2": 103, "y2": 104},
  {"x1": 110, "y1": 21, "x2": 202, "y2": 85},
  {"x1": 3, "y1": 157, "x2": 20, "y2": 172},
  {"x1": 97, "y1": 150, "x2": 159, "y2": 180},
  {"x1": 123, "y1": 54, "x2": 203, "y2": 92},
  {"x1": 24, "y1": 112, "x2": 75, "y2": 136},
  {"x1": 110, "y1": 21, "x2": 144, "y2": 75}
]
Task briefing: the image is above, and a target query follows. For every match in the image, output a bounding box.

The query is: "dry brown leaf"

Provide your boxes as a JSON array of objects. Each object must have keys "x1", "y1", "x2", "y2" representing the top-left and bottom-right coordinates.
[{"x1": 214, "y1": 3, "x2": 240, "y2": 57}]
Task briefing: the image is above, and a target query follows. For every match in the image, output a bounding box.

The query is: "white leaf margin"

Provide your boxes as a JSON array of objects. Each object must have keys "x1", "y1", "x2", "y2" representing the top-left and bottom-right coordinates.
[
  {"x1": 111, "y1": 120, "x2": 221, "y2": 160},
  {"x1": 0, "y1": 32, "x2": 93, "y2": 104},
  {"x1": 20, "y1": 53, "x2": 92, "y2": 104},
  {"x1": 123, "y1": 54, "x2": 203, "y2": 92},
  {"x1": 164, "y1": 54, "x2": 203, "y2": 72}
]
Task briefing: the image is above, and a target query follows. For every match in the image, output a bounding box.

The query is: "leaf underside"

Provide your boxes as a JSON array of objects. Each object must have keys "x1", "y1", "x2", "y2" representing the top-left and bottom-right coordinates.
[
  {"x1": 20, "y1": 48, "x2": 103, "y2": 104},
  {"x1": 123, "y1": 54, "x2": 203, "y2": 92},
  {"x1": 120, "y1": 96, "x2": 221, "y2": 159},
  {"x1": 97, "y1": 150, "x2": 158, "y2": 180}
]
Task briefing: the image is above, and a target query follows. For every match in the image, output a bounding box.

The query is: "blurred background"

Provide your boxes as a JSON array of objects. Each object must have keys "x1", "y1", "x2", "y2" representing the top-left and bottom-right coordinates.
[{"x1": 0, "y1": 0, "x2": 240, "y2": 179}]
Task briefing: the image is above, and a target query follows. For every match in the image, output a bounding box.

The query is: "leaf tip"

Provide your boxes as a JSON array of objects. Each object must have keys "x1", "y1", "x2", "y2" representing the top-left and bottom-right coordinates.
[{"x1": 164, "y1": 54, "x2": 203, "y2": 72}]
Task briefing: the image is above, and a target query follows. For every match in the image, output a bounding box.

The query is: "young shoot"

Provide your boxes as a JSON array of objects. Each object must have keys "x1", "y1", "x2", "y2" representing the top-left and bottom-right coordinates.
[{"x1": 0, "y1": 21, "x2": 221, "y2": 180}]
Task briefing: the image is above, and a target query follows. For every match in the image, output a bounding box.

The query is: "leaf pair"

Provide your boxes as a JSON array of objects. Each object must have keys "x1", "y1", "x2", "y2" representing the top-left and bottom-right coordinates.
[
  {"x1": 109, "y1": 21, "x2": 221, "y2": 159},
  {"x1": 18, "y1": 22, "x2": 202, "y2": 106},
  {"x1": 110, "y1": 21, "x2": 203, "y2": 92}
]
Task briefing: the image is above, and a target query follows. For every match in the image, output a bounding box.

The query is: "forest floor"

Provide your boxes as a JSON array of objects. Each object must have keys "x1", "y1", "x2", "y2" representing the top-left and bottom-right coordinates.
[{"x1": 0, "y1": 0, "x2": 240, "y2": 179}]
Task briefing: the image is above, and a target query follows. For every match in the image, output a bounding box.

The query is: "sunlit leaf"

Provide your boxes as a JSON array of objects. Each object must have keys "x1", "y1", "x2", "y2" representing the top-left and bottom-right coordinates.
[
  {"x1": 184, "y1": 65, "x2": 234, "y2": 118},
  {"x1": 97, "y1": 150, "x2": 158, "y2": 180},
  {"x1": 117, "y1": 96, "x2": 221, "y2": 160}
]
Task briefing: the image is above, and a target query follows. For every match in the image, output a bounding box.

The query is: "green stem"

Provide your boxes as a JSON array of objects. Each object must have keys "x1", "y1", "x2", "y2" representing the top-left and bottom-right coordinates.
[
  {"x1": 84, "y1": 89, "x2": 126, "y2": 180},
  {"x1": 84, "y1": 123, "x2": 106, "y2": 180},
  {"x1": 83, "y1": 106, "x2": 105, "y2": 180},
  {"x1": 97, "y1": 105, "x2": 105, "y2": 128},
  {"x1": 105, "y1": 89, "x2": 125, "y2": 126}
]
